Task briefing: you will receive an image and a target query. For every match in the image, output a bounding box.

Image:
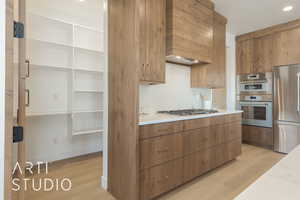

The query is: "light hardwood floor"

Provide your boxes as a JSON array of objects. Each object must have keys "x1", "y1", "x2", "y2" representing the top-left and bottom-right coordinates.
[{"x1": 19, "y1": 144, "x2": 283, "y2": 200}]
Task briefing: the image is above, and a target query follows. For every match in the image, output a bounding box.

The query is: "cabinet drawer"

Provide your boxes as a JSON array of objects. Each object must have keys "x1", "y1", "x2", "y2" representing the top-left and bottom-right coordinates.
[
  {"x1": 214, "y1": 124, "x2": 226, "y2": 145},
  {"x1": 183, "y1": 127, "x2": 215, "y2": 155},
  {"x1": 225, "y1": 113, "x2": 242, "y2": 123},
  {"x1": 225, "y1": 122, "x2": 242, "y2": 141},
  {"x1": 215, "y1": 139, "x2": 241, "y2": 167},
  {"x1": 140, "y1": 133, "x2": 183, "y2": 169},
  {"x1": 215, "y1": 143, "x2": 229, "y2": 167},
  {"x1": 183, "y1": 148, "x2": 215, "y2": 182},
  {"x1": 228, "y1": 139, "x2": 242, "y2": 160},
  {"x1": 210, "y1": 116, "x2": 225, "y2": 126},
  {"x1": 140, "y1": 159, "x2": 183, "y2": 200},
  {"x1": 140, "y1": 121, "x2": 183, "y2": 140},
  {"x1": 183, "y1": 118, "x2": 210, "y2": 130}
]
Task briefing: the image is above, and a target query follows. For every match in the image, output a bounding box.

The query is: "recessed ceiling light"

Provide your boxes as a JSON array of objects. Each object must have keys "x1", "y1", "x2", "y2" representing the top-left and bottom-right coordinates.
[
  {"x1": 78, "y1": 0, "x2": 85, "y2": 2},
  {"x1": 283, "y1": 5, "x2": 293, "y2": 12}
]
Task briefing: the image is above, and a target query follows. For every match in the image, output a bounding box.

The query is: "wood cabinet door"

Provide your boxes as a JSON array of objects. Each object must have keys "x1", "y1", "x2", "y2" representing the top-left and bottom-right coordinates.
[
  {"x1": 287, "y1": 27, "x2": 300, "y2": 65},
  {"x1": 236, "y1": 39, "x2": 254, "y2": 74},
  {"x1": 191, "y1": 12, "x2": 226, "y2": 88},
  {"x1": 142, "y1": 0, "x2": 166, "y2": 83},
  {"x1": 140, "y1": 159, "x2": 183, "y2": 200},
  {"x1": 183, "y1": 148, "x2": 215, "y2": 182},
  {"x1": 140, "y1": 133, "x2": 183, "y2": 169},
  {"x1": 253, "y1": 35, "x2": 273, "y2": 73},
  {"x1": 139, "y1": 0, "x2": 148, "y2": 81},
  {"x1": 208, "y1": 14, "x2": 226, "y2": 88},
  {"x1": 273, "y1": 30, "x2": 290, "y2": 66}
]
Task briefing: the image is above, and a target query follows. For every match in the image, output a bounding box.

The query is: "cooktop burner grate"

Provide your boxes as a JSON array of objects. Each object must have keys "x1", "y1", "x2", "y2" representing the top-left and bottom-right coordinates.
[{"x1": 157, "y1": 109, "x2": 218, "y2": 116}]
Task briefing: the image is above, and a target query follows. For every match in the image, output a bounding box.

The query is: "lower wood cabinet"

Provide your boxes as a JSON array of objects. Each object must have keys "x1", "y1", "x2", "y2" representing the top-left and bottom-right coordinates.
[
  {"x1": 140, "y1": 159, "x2": 183, "y2": 200},
  {"x1": 183, "y1": 147, "x2": 215, "y2": 182},
  {"x1": 183, "y1": 126, "x2": 214, "y2": 155},
  {"x1": 139, "y1": 113, "x2": 242, "y2": 200},
  {"x1": 242, "y1": 125, "x2": 273, "y2": 149},
  {"x1": 140, "y1": 133, "x2": 183, "y2": 169}
]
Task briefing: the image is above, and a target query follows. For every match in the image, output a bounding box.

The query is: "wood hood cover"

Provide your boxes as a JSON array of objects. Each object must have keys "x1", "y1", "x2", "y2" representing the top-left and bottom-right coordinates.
[{"x1": 166, "y1": 0, "x2": 214, "y2": 66}]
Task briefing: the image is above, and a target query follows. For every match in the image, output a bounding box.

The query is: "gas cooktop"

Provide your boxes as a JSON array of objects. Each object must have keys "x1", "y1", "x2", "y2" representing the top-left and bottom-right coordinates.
[{"x1": 157, "y1": 109, "x2": 219, "y2": 116}]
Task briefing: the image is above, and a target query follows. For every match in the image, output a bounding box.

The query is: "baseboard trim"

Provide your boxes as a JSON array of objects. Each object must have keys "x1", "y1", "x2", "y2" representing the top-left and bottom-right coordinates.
[{"x1": 101, "y1": 175, "x2": 108, "y2": 190}]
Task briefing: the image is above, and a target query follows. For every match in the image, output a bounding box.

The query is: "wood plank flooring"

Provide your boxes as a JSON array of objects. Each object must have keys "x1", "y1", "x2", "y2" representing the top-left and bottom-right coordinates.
[{"x1": 19, "y1": 144, "x2": 283, "y2": 200}]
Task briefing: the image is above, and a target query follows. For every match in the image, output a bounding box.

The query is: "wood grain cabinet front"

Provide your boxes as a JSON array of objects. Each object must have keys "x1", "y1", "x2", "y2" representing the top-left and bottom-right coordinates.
[
  {"x1": 140, "y1": 0, "x2": 166, "y2": 84},
  {"x1": 140, "y1": 121, "x2": 183, "y2": 140},
  {"x1": 166, "y1": 0, "x2": 214, "y2": 64},
  {"x1": 183, "y1": 147, "x2": 215, "y2": 182},
  {"x1": 242, "y1": 125, "x2": 273, "y2": 149},
  {"x1": 183, "y1": 127, "x2": 215, "y2": 155},
  {"x1": 139, "y1": 114, "x2": 242, "y2": 200},
  {"x1": 273, "y1": 27, "x2": 300, "y2": 66},
  {"x1": 140, "y1": 133, "x2": 183, "y2": 169},
  {"x1": 191, "y1": 12, "x2": 227, "y2": 88},
  {"x1": 236, "y1": 39, "x2": 254, "y2": 75},
  {"x1": 140, "y1": 159, "x2": 183, "y2": 200}
]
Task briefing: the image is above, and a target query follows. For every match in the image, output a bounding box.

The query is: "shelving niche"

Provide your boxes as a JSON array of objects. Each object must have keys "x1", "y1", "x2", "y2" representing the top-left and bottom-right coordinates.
[{"x1": 24, "y1": 12, "x2": 106, "y2": 136}]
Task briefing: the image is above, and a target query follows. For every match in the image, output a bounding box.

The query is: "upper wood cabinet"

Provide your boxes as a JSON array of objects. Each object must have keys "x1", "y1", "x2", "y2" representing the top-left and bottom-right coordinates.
[
  {"x1": 236, "y1": 39, "x2": 254, "y2": 75},
  {"x1": 191, "y1": 12, "x2": 227, "y2": 88},
  {"x1": 140, "y1": 0, "x2": 166, "y2": 84},
  {"x1": 273, "y1": 27, "x2": 300, "y2": 67},
  {"x1": 253, "y1": 35, "x2": 274, "y2": 73},
  {"x1": 236, "y1": 35, "x2": 273, "y2": 75},
  {"x1": 166, "y1": 0, "x2": 214, "y2": 64}
]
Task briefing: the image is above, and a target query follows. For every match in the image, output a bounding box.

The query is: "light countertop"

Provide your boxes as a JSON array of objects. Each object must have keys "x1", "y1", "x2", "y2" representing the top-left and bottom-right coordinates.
[
  {"x1": 235, "y1": 146, "x2": 300, "y2": 200},
  {"x1": 139, "y1": 110, "x2": 243, "y2": 126}
]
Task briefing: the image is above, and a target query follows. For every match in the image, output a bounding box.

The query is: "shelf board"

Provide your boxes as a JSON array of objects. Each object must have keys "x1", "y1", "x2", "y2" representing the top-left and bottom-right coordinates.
[
  {"x1": 72, "y1": 129, "x2": 103, "y2": 136},
  {"x1": 28, "y1": 38, "x2": 73, "y2": 49},
  {"x1": 74, "y1": 68, "x2": 104, "y2": 73},
  {"x1": 74, "y1": 90, "x2": 104, "y2": 93},
  {"x1": 27, "y1": 111, "x2": 71, "y2": 117},
  {"x1": 28, "y1": 38, "x2": 104, "y2": 53},
  {"x1": 72, "y1": 110, "x2": 103, "y2": 114},
  {"x1": 74, "y1": 46, "x2": 104, "y2": 54},
  {"x1": 28, "y1": 12, "x2": 104, "y2": 33},
  {"x1": 30, "y1": 64, "x2": 72, "y2": 71}
]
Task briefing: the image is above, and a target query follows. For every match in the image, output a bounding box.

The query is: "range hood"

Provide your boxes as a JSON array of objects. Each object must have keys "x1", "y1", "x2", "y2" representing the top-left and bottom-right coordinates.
[
  {"x1": 166, "y1": 55, "x2": 200, "y2": 66},
  {"x1": 166, "y1": 0, "x2": 214, "y2": 66}
]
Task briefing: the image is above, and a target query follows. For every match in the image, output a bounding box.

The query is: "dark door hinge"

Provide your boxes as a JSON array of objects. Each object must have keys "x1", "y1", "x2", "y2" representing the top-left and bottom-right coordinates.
[
  {"x1": 14, "y1": 21, "x2": 24, "y2": 38},
  {"x1": 13, "y1": 126, "x2": 24, "y2": 143}
]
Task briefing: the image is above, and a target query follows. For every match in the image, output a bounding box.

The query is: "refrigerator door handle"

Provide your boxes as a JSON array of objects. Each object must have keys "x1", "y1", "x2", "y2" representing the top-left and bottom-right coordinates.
[{"x1": 298, "y1": 73, "x2": 300, "y2": 113}]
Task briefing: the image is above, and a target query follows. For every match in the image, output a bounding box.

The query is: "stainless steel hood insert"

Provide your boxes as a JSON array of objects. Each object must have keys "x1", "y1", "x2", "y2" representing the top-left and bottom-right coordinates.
[{"x1": 166, "y1": 55, "x2": 200, "y2": 66}]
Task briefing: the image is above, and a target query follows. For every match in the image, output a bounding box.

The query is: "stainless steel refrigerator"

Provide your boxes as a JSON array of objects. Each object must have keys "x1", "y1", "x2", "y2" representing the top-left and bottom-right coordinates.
[{"x1": 273, "y1": 64, "x2": 300, "y2": 153}]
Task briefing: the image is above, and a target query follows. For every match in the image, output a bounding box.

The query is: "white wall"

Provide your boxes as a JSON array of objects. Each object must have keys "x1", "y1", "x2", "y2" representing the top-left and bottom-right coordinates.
[
  {"x1": 0, "y1": 0, "x2": 6, "y2": 198},
  {"x1": 226, "y1": 32, "x2": 237, "y2": 110},
  {"x1": 140, "y1": 63, "x2": 212, "y2": 113}
]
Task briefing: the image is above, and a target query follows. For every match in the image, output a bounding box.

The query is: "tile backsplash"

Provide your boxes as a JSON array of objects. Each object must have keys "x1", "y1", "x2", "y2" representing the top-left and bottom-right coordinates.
[{"x1": 139, "y1": 63, "x2": 212, "y2": 114}]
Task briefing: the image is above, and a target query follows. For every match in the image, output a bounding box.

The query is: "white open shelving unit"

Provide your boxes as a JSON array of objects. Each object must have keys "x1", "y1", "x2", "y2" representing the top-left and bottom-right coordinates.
[{"x1": 25, "y1": 12, "x2": 106, "y2": 136}]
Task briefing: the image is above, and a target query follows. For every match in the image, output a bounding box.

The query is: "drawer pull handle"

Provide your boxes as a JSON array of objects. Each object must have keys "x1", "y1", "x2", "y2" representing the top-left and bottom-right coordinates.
[
  {"x1": 157, "y1": 128, "x2": 172, "y2": 133},
  {"x1": 157, "y1": 148, "x2": 169, "y2": 153}
]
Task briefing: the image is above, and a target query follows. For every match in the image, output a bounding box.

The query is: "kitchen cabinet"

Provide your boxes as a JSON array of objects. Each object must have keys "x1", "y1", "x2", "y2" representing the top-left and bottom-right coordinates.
[
  {"x1": 140, "y1": 159, "x2": 183, "y2": 200},
  {"x1": 242, "y1": 125, "x2": 273, "y2": 149},
  {"x1": 253, "y1": 35, "x2": 274, "y2": 73},
  {"x1": 236, "y1": 39, "x2": 254, "y2": 75},
  {"x1": 166, "y1": 0, "x2": 214, "y2": 65},
  {"x1": 191, "y1": 12, "x2": 227, "y2": 88},
  {"x1": 273, "y1": 27, "x2": 300, "y2": 66},
  {"x1": 140, "y1": 0, "x2": 166, "y2": 84},
  {"x1": 237, "y1": 35, "x2": 273, "y2": 74},
  {"x1": 140, "y1": 133, "x2": 183, "y2": 169},
  {"x1": 139, "y1": 113, "x2": 242, "y2": 200}
]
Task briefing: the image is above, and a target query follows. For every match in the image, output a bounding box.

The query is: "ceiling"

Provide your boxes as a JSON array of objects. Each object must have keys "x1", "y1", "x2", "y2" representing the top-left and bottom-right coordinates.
[{"x1": 214, "y1": 0, "x2": 300, "y2": 35}]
